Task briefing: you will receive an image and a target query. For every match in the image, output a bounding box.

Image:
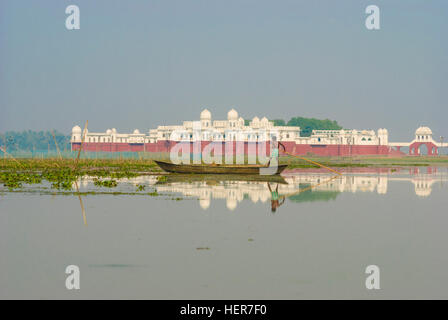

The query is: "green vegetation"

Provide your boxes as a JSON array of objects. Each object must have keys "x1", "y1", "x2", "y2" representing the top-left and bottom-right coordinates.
[
  {"x1": 0, "y1": 130, "x2": 70, "y2": 152},
  {"x1": 1, "y1": 156, "x2": 447, "y2": 193},
  {"x1": 286, "y1": 117, "x2": 342, "y2": 136},
  {"x1": 0, "y1": 172, "x2": 42, "y2": 189},
  {"x1": 272, "y1": 119, "x2": 286, "y2": 126},
  {"x1": 0, "y1": 158, "x2": 162, "y2": 191},
  {"x1": 244, "y1": 117, "x2": 342, "y2": 136},
  {"x1": 288, "y1": 185, "x2": 340, "y2": 203},
  {"x1": 156, "y1": 175, "x2": 168, "y2": 183},
  {"x1": 93, "y1": 178, "x2": 118, "y2": 188},
  {"x1": 0, "y1": 158, "x2": 162, "y2": 172}
]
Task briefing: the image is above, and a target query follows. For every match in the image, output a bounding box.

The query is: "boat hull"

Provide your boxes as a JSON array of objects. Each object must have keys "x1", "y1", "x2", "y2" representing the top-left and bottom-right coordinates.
[{"x1": 154, "y1": 161, "x2": 287, "y2": 175}]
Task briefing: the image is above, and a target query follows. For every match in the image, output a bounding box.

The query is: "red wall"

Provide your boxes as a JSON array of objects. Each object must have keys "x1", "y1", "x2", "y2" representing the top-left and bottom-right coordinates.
[
  {"x1": 72, "y1": 140, "x2": 395, "y2": 156},
  {"x1": 408, "y1": 142, "x2": 438, "y2": 156}
]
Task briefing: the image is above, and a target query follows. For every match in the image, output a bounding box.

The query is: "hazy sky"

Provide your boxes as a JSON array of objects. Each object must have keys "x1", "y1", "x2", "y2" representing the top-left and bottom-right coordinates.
[{"x1": 1, "y1": 0, "x2": 447, "y2": 141}]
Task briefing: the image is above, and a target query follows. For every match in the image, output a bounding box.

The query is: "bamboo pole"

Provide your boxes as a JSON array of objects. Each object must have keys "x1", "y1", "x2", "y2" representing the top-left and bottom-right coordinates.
[
  {"x1": 0, "y1": 146, "x2": 24, "y2": 168},
  {"x1": 74, "y1": 120, "x2": 88, "y2": 169},
  {"x1": 72, "y1": 120, "x2": 88, "y2": 225},
  {"x1": 279, "y1": 143, "x2": 342, "y2": 176},
  {"x1": 51, "y1": 130, "x2": 62, "y2": 160},
  {"x1": 281, "y1": 174, "x2": 341, "y2": 198},
  {"x1": 74, "y1": 180, "x2": 87, "y2": 226}
]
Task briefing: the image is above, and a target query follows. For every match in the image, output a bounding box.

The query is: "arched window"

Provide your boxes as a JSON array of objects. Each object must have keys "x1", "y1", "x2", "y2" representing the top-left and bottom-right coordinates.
[{"x1": 418, "y1": 144, "x2": 428, "y2": 155}]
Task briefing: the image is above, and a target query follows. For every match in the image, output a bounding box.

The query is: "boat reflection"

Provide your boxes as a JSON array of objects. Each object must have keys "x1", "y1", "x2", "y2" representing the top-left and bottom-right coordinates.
[
  {"x1": 74, "y1": 167, "x2": 448, "y2": 211},
  {"x1": 152, "y1": 167, "x2": 448, "y2": 210}
]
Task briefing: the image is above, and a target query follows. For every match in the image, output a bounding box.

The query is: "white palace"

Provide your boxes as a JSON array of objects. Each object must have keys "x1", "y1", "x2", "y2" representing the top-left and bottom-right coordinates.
[{"x1": 71, "y1": 108, "x2": 446, "y2": 156}]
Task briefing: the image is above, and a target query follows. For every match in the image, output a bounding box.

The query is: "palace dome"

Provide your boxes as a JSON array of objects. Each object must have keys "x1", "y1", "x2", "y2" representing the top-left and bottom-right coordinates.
[
  {"x1": 252, "y1": 116, "x2": 260, "y2": 122},
  {"x1": 415, "y1": 185, "x2": 431, "y2": 197},
  {"x1": 227, "y1": 108, "x2": 238, "y2": 121},
  {"x1": 72, "y1": 125, "x2": 82, "y2": 134},
  {"x1": 260, "y1": 117, "x2": 268, "y2": 123},
  {"x1": 133, "y1": 129, "x2": 140, "y2": 134},
  {"x1": 112, "y1": 128, "x2": 117, "y2": 133},
  {"x1": 415, "y1": 126, "x2": 432, "y2": 135},
  {"x1": 226, "y1": 198, "x2": 237, "y2": 211},
  {"x1": 106, "y1": 129, "x2": 112, "y2": 135},
  {"x1": 200, "y1": 109, "x2": 211, "y2": 120},
  {"x1": 199, "y1": 199, "x2": 210, "y2": 210}
]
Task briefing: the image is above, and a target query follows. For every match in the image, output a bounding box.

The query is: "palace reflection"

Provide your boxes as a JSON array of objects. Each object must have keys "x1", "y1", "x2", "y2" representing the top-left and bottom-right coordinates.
[{"x1": 76, "y1": 167, "x2": 448, "y2": 211}]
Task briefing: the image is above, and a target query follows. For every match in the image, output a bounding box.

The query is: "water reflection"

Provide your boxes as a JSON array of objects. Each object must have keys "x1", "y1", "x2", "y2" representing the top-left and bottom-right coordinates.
[
  {"x1": 72, "y1": 166, "x2": 448, "y2": 211},
  {"x1": 2, "y1": 167, "x2": 448, "y2": 299},
  {"x1": 267, "y1": 182, "x2": 286, "y2": 213}
]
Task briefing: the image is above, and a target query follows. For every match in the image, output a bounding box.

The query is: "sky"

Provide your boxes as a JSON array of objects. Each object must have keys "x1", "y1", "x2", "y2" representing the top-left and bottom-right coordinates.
[{"x1": 0, "y1": 0, "x2": 447, "y2": 141}]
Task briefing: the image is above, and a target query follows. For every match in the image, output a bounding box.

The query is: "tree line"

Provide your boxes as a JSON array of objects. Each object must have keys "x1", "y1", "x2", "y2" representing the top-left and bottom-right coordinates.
[
  {"x1": 0, "y1": 130, "x2": 71, "y2": 152},
  {"x1": 245, "y1": 117, "x2": 343, "y2": 137}
]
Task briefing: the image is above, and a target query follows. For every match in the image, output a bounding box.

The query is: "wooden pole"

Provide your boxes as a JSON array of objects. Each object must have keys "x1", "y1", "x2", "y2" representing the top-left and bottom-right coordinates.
[
  {"x1": 281, "y1": 175, "x2": 341, "y2": 198},
  {"x1": 74, "y1": 120, "x2": 88, "y2": 169},
  {"x1": 72, "y1": 121, "x2": 88, "y2": 226},
  {"x1": 51, "y1": 130, "x2": 63, "y2": 160},
  {"x1": 74, "y1": 180, "x2": 87, "y2": 226},
  {"x1": 0, "y1": 146, "x2": 24, "y2": 168},
  {"x1": 281, "y1": 149, "x2": 342, "y2": 175}
]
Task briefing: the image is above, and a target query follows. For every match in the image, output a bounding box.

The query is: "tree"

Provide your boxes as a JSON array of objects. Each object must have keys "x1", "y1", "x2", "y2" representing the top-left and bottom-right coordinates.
[
  {"x1": 286, "y1": 117, "x2": 342, "y2": 137},
  {"x1": 272, "y1": 119, "x2": 286, "y2": 126},
  {"x1": 0, "y1": 130, "x2": 71, "y2": 152}
]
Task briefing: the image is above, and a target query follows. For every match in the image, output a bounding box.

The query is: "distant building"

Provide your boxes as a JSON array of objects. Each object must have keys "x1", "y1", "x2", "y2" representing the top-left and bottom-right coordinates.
[{"x1": 71, "y1": 109, "x2": 446, "y2": 156}]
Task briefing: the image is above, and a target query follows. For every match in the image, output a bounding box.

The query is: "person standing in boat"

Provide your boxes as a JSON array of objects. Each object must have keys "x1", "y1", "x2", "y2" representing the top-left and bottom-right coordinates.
[
  {"x1": 267, "y1": 136, "x2": 285, "y2": 167},
  {"x1": 267, "y1": 182, "x2": 285, "y2": 213},
  {"x1": 267, "y1": 136, "x2": 278, "y2": 168}
]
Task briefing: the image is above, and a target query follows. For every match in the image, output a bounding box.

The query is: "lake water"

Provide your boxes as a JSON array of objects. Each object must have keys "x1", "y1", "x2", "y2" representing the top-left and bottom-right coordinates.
[{"x1": 1, "y1": 166, "x2": 448, "y2": 299}]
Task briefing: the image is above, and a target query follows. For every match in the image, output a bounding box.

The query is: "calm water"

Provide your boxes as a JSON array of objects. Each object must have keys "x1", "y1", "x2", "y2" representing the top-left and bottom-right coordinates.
[{"x1": 1, "y1": 167, "x2": 448, "y2": 299}]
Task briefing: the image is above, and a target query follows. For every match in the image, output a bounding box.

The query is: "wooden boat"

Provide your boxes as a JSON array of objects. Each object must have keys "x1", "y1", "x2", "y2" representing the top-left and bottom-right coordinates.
[{"x1": 154, "y1": 160, "x2": 287, "y2": 175}]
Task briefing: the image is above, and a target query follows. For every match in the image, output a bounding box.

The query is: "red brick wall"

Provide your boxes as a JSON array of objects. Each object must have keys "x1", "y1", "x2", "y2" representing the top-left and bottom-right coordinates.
[{"x1": 72, "y1": 141, "x2": 394, "y2": 156}]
